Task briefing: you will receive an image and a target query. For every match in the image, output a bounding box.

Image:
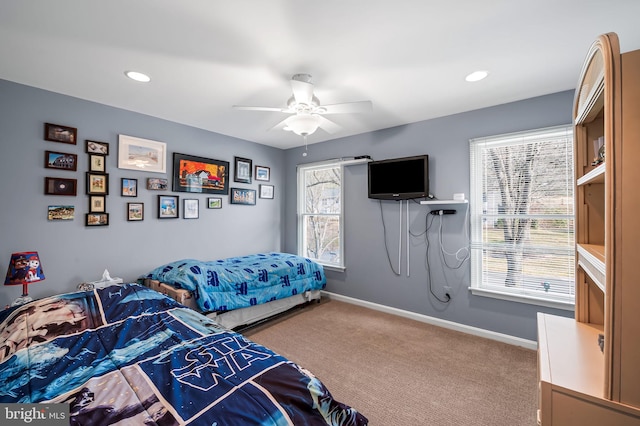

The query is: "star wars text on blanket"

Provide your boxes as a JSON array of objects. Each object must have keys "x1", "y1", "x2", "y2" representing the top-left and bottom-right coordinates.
[
  {"x1": 144, "y1": 252, "x2": 327, "y2": 313},
  {"x1": 0, "y1": 284, "x2": 367, "y2": 425}
]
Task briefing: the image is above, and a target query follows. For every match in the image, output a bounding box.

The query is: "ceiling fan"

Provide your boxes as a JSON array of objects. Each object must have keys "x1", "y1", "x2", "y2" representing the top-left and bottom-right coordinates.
[{"x1": 233, "y1": 73, "x2": 372, "y2": 137}]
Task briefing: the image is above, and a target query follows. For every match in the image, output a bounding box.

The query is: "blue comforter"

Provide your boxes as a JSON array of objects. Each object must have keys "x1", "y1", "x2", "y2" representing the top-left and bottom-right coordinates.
[
  {"x1": 144, "y1": 252, "x2": 327, "y2": 312},
  {"x1": 0, "y1": 284, "x2": 367, "y2": 425}
]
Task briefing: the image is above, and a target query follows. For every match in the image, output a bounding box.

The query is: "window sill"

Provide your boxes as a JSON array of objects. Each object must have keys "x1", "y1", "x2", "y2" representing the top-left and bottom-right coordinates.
[
  {"x1": 320, "y1": 264, "x2": 346, "y2": 273},
  {"x1": 469, "y1": 287, "x2": 574, "y2": 311}
]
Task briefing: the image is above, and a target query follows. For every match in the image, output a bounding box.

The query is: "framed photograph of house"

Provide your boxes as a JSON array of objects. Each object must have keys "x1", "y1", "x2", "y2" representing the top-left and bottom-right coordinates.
[
  {"x1": 45, "y1": 151, "x2": 77, "y2": 171},
  {"x1": 45, "y1": 123, "x2": 77, "y2": 144},
  {"x1": 234, "y1": 157, "x2": 252, "y2": 184},
  {"x1": 147, "y1": 177, "x2": 168, "y2": 190},
  {"x1": 255, "y1": 165, "x2": 270, "y2": 182},
  {"x1": 230, "y1": 187, "x2": 256, "y2": 205},
  {"x1": 89, "y1": 154, "x2": 106, "y2": 172},
  {"x1": 118, "y1": 134, "x2": 167, "y2": 173},
  {"x1": 45, "y1": 177, "x2": 77, "y2": 196},
  {"x1": 207, "y1": 197, "x2": 222, "y2": 209},
  {"x1": 158, "y1": 195, "x2": 179, "y2": 219},
  {"x1": 127, "y1": 202, "x2": 144, "y2": 221},
  {"x1": 48, "y1": 205, "x2": 75, "y2": 221},
  {"x1": 86, "y1": 173, "x2": 109, "y2": 195},
  {"x1": 259, "y1": 184, "x2": 274, "y2": 199},
  {"x1": 121, "y1": 178, "x2": 138, "y2": 197},
  {"x1": 172, "y1": 153, "x2": 229, "y2": 194},
  {"x1": 183, "y1": 199, "x2": 199, "y2": 219},
  {"x1": 86, "y1": 213, "x2": 109, "y2": 226},
  {"x1": 86, "y1": 140, "x2": 109, "y2": 155},
  {"x1": 89, "y1": 195, "x2": 106, "y2": 213}
]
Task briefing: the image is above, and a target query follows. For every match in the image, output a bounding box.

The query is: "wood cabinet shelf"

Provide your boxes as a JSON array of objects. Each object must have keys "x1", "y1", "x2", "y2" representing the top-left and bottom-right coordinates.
[{"x1": 537, "y1": 32, "x2": 640, "y2": 425}]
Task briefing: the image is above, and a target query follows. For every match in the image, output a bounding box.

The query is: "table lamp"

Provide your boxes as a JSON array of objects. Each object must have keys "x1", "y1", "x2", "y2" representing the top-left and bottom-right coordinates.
[{"x1": 5, "y1": 251, "x2": 45, "y2": 306}]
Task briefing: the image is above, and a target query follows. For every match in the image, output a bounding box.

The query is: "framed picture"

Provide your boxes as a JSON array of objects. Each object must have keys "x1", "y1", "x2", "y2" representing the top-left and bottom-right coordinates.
[
  {"x1": 183, "y1": 199, "x2": 199, "y2": 219},
  {"x1": 86, "y1": 213, "x2": 109, "y2": 226},
  {"x1": 259, "y1": 184, "x2": 274, "y2": 199},
  {"x1": 89, "y1": 195, "x2": 106, "y2": 213},
  {"x1": 118, "y1": 134, "x2": 167, "y2": 173},
  {"x1": 86, "y1": 140, "x2": 109, "y2": 155},
  {"x1": 127, "y1": 202, "x2": 144, "y2": 221},
  {"x1": 45, "y1": 177, "x2": 77, "y2": 196},
  {"x1": 230, "y1": 187, "x2": 256, "y2": 205},
  {"x1": 172, "y1": 153, "x2": 229, "y2": 194},
  {"x1": 158, "y1": 195, "x2": 179, "y2": 219},
  {"x1": 45, "y1": 123, "x2": 77, "y2": 144},
  {"x1": 48, "y1": 205, "x2": 75, "y2": 221},
  {"x1": 86, "y1": 173, "x2": 109, "y2": 195},
  {"x1": 89, "y1": 154, "x2": 106, "y2": 172},
  {"x1": 121, "y1": 178, "x2": 138, "y2": 197},
  {"x1": 45, "y1": 150, "x2": 77, "y2": 171},
  {"x1": 234, "y1": 157, "x2": 252, "y2": 184},
  {"x1": 147, "y1": 177, "x2": 168, "y2": 190},
  {"x1": 207, "y1": 197, "x2": 222, "y2": 209},
  {"x1": 255, "y1": 165, "x2": 270, "y2": 182}
]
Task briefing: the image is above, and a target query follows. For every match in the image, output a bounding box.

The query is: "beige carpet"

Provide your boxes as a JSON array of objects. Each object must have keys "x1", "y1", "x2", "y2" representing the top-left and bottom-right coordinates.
[{"x1": 245, "y1": 299, "x2": 538, "y2": 426}]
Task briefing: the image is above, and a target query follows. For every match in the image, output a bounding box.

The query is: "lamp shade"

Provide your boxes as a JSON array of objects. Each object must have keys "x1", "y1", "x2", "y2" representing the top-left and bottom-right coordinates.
[
  {"x1": 284, "y1": 114, "x2": 320, "y2": 136},
  {"x1": 5, "y1": 251, "x2": 45, "y2": 286}
]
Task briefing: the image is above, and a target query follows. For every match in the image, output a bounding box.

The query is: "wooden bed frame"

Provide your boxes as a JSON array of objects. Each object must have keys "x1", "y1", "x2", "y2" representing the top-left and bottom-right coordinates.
[{"x1": 144, "y1": 278, "x2": 321, "y2": 329}]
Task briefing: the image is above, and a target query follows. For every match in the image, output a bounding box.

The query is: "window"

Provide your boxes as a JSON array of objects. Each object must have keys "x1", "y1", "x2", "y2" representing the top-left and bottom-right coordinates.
[
  {"x1": 469, "y1": 125, "x2": 575, "y2": 309},
  {"x1": 297, "y1": 161, "x2": 344, "y2": 270}
]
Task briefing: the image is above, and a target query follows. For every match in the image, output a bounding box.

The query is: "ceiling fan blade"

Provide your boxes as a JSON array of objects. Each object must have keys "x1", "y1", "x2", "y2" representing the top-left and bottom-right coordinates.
[
  {"x1": 321, "y1": 100, "x2": 373, "y2": 114},
  {"x1": 268, "y1": 117, "x2": 291, "y2": 131},
  {"x1": 291, "y1": 79, "x2": 314, "y2": 105},
  {"x1": 316, "y1": 115, "x2": 342, "y2": 134},
  {"x1": 233, "y1": 105, "x2": 288, "y2": 112}
]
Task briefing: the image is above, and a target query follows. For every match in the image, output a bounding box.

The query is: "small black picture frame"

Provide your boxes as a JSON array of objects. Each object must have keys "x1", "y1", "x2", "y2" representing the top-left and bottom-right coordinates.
[
  {"x1": 230, "y1": 187, "x2": 256, "y2": 205},
  {"x1": 234, "y1": 157, "x2": 252, "y2": 184},
  {"x1": 86, "y1": 213, "x2": 109, "y2": 226},
  {"x1": 158, "y1": 195, "x2": 179, "y2": 219},
  {"x1": 45, "y1": 123, "x2": 77, "y2": 144},
  {"x1": 45, "y1": 151, "x2": 77, "y2": 171},
  {"x1": 127, "y1": 202, "x2": 144, "y2": 221},
  {"x1": 86, "y1": 140, "x2": 109, "y2": 155},
  {"x1": 121, "y1": 178, "x2": 138, "y2": 197},
  {"x1": 45, "y1": 177, "x2": 77, "y2": 196}
]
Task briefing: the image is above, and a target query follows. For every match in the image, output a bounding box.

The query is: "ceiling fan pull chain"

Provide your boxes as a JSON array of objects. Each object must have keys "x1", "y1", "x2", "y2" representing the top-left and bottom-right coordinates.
[{"x1": 303, "y1": 135, "x2": 308, "y2": 157}]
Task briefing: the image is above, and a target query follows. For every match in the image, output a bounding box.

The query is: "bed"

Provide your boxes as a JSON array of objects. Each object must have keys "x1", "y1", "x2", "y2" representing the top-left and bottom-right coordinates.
[
  {"x1": 143, "y1": 252, "x2": 326, "y2": 329},
  {"x1": 0, "y1": 283, "x2": 367, "y2": 425}
]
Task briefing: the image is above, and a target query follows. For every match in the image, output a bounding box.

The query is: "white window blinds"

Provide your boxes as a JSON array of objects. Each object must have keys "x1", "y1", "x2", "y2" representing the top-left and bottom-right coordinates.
[{"x1": 469, "y1": 125, "x2": 575, "y2": 306}]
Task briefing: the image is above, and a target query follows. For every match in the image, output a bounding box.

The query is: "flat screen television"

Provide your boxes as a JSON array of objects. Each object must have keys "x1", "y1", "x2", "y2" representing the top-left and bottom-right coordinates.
[{"x1": 368, "y1": 155, "x2": 429, "y2": 200}]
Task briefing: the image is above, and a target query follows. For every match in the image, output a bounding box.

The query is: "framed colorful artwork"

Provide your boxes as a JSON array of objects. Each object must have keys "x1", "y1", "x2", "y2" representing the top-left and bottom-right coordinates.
[
  {"x1": 89, "y1": 195, "x2": 106, "y2": 213},
  {"x1": 48, "y1": 205, "x2": 75, "y2": 221},
  {"x1": 255, "y1": 165, "x2": 270, "y2": 181},
  {"x1": 158, "y1": 195, "x2": 179, "y2": 219},
  {"x1": 207, "y1": 197, "x2": 222, "y2": 209},
  {"x1": 121, "y1": 178, "x2": 138, "y2": 197},
  {"x1": 86, "y1": 173, "x2": 109, "y2": 195},
  {"x1": 89, "y1": 154, "x2": 106, "y2": 172},
  {"x1": 86, "y1": 140, "x2": 109, "y2": 155},
  {"x1": 230, "y1": 187, "x2": 256, "y2": 205},
  {"x1": 86, "y1": 213, "x2": 109, "y2": 226},
  {"x1": 172, "y1": 153, "x2": 229, "y2": 194},
  {"x1": 45, "y1": 151, "x2": 77, "y2": 171},
  {"x1": 127, "y1": 203, "x2": 144, "y2": 221}
]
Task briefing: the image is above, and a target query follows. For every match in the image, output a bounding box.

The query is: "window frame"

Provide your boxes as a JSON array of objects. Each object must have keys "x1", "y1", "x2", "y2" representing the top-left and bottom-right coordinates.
[
  {"x1": 468, "y1": 124, "x2": 575, "y2": 310},
  {"x1": 297, "y1": 160, "x2": 345, "y2": 271}
]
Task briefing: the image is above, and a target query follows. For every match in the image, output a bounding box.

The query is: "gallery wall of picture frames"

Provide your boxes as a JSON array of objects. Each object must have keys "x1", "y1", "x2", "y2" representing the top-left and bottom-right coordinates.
[{"x1": 42, "y1": 122, "x2": 275, "y2": 223}]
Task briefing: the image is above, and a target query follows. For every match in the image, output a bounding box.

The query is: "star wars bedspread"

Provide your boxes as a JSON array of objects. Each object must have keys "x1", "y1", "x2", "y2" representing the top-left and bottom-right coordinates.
[
  {"x1": 0, "y1": 284, "x2": 367, "y2": 425},
  {"x1": 144, "y1": 252, "x2": 327, "y2": 313}
]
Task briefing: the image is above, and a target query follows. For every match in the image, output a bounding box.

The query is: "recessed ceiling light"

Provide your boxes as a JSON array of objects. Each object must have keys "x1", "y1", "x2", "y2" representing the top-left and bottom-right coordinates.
[
  {"x1": 125, "y1": 71, "x2": 151, "y2": 83},
  {"x1": 465, "y1": 70, "x2": 488, "y2": 82}
]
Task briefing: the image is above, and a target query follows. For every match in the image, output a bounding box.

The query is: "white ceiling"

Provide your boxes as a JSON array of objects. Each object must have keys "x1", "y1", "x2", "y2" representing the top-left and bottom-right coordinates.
[{"x1": 1, "y1": 1, "x2": 639, "y2": 149}]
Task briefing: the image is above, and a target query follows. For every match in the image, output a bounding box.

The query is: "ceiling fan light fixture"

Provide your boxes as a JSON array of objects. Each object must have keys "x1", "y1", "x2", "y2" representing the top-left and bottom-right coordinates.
[{"x1": 285, "y1": 114, "x2": 321, "y2": 136}]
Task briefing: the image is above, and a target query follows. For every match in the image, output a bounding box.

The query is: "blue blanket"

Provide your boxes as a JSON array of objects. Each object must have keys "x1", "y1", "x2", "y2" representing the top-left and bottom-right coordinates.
[
  {"x1": 0, "y1": 284, "x2": 367, "y2": 425},
  {"x1": 144, "y1": 252, "x2": 327, "y2": 312}
]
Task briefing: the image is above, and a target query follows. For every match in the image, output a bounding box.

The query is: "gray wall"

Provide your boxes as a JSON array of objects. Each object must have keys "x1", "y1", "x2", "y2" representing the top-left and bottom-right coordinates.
[
  {"x1": 0, "y1": 79, "x2": 285, "y2": 306},
  {"x1": 1, "y1": 78, "x2": 573, "y2": 341},
  {"x1": 283, "y1": 91, "x2": 576, "y2": 341}
]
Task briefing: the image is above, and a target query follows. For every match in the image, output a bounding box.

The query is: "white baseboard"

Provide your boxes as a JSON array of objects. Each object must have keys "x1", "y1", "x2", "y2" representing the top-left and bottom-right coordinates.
[{"x1": 321, "y1": 291, "x2": 537, "y2": 350}]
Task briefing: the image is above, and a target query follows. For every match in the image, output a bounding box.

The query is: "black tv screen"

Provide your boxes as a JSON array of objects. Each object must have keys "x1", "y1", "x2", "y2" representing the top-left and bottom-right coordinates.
[{"x1": 368, "y1": 155, "x2": 429, "y2": 200}]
